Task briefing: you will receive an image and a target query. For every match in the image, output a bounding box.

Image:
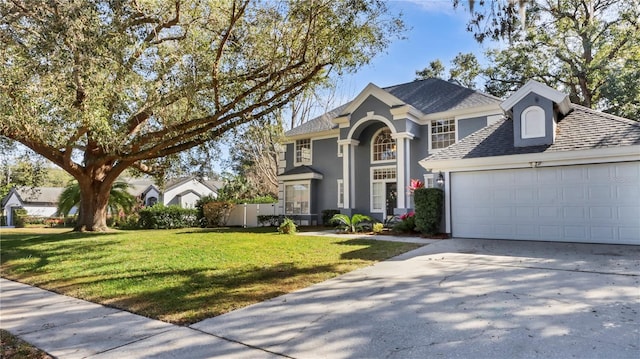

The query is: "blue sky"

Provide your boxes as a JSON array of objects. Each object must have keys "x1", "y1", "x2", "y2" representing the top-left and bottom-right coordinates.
[{"x1": 335, "y1": 0, "x2": 492, "y2": 99}]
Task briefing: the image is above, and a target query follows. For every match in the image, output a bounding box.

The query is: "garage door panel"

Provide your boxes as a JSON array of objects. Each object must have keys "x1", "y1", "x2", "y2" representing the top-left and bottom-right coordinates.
[{"x1": 451, "y1": 162, "x2": 640, "y2": 245}]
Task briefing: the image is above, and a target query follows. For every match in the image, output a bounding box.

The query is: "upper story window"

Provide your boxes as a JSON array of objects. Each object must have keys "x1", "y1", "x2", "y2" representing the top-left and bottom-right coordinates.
[
  {"x1": 372, "y1": 127, "x2": 396, "y2": 162},
  {"x1": 295, "y1": 139, "x2": 311, "y2": 165},
  {"x1": 431, "y1": 119, "x2": 456, "y2": 150},
  {"x1": 521, "y1": 106, "x2": 545, "y2": 139}
]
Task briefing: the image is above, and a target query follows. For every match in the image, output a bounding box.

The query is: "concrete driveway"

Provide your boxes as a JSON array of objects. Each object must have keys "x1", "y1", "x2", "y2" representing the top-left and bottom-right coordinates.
[
  {"x1": 191, "y1": 238, "x2": 640, "y2": 358},
  {"x1": 2, "y1": 238, "x2": 639, "y2": 358}
]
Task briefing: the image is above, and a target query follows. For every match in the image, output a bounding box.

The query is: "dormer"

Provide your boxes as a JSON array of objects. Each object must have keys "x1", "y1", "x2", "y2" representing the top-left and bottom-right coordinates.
[{"x1": 500, "y1": 80, "x2": 571, "y2": 147}]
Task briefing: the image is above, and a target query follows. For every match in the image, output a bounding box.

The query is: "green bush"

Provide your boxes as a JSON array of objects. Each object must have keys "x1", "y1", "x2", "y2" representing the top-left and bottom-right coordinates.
[
  {"x1": 278, "y1": 217, "x2": 297, "y2": 234},
  {"x1": 392, "y1": 211, "x2": 416, "y2": 233},
  {"x1": 414, "y1": 188, "x2": 444, "y2": 235},
  {"x1": 0, "y1": 215, "x2": 6, "y2": 226},
  {"x1": 12, "y1": 208, "x2": 27, "y2": 228},
  {"x1": 138, "y1": 204, "x2": 198, "y2": 229},
  {"x1": 321, "y1": 209, "x2": 340, "y2": 226},
  {"x1": 257, "y1": 215, "x2": 280, "y2": 227},
  {"x1": 202, "y1": 201, "x2": 235, "y2": 227}
]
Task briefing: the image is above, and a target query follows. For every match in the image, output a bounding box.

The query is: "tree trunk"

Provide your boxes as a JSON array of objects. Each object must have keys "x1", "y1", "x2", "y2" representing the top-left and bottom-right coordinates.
[{"x1": 75, "y1": 178, "x2": 113, "y2": 232}]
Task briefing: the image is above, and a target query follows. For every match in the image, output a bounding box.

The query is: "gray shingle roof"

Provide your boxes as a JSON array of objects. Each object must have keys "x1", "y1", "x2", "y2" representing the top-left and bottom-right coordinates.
[
  {"x1": 280, "y1": 165, "x2": 323, "y2": 177},
  {"x1": 424, "y1": 105, "x2": 640, "y2": 162},
  {"x1": 384, "y1": 78, "x2": 501, "y2": 115},
  {"x1": 15, "y1": 187, "x2": 64, "y2": 204},
  {"x1": 284, "y1": 103, "x2": 349, "y2": 137},
  {"x1": 285, "y1": 78, "x2": 500, "y2": 137}
]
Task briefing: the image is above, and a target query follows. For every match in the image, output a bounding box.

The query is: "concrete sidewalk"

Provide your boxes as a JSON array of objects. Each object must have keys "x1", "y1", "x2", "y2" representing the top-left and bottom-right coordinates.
[{"x1": 2, "y1": 238, "x2": 639, "y2": 358}]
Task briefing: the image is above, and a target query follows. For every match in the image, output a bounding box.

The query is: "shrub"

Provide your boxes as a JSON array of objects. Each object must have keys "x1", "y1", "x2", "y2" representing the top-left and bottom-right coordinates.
[
  {"x1": 202, "y1": 201, "x2": 235, "y2": 227},
  {"x1": 12, "y1": 209, "x2": 27, "y2": 228},
  {"x1": 278, "y1": 217, "x2": 297, "y2": 234},
  {"x1": 138, "y1": 204, "x2": 198, "y2": 229},
  {"x1": 321, "y1": 209, "x2": 340, "y2": 226},
  {"x1": 393, "y1": 211, "x2": 416, "y2": 233},
  {"x1": 257, "y1": 215, "x2": 280, "y2": 227},
  {"x1": 195, "y1": 195, "x2": 217, "y2": 226},
  {"x1": 330, "y1": 213, "x2": 373, "y2": 233},
  {"x1": 372, "y1": 222, "x2": 384, "y2": 233},
  {"x1": 414, "y1": 188, "x2": 444, "y2": 235}
]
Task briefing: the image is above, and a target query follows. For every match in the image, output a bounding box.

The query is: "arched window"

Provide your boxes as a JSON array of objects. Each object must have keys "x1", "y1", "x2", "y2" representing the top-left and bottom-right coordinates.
[
  {"x1": 521, "y1": 106, "x2": 546, "y2": 139},
  {"x1": 372, "y1": 127, "x2": 396, "y2": 162}
]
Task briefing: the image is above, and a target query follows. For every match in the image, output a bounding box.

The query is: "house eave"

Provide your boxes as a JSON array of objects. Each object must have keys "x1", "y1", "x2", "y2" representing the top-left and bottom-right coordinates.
[
  {"x1": 278, "y1": 172, "x2": 324, "y2": 181},
  {"x1": 284, "y1": 129, "x2": 339, "y2": 143},
  {"x1": 420, "y1": 103, "x2": 502, "y2": 122},
  {"x1": 420, "y1": 145, "x2": 640, "y2": 172}
]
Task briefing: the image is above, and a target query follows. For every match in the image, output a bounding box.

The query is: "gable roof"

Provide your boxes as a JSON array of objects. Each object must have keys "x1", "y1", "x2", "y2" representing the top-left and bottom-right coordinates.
[
  {"x1": 164, "y1": 176, "x2": 221, "y2": 192},
  {"x1": 2, "y1": 187, "x2": 64, "y2": 206},
  {"x1": 500, "y1": 79, "x2": 571, "y2": 114},
  {"x1": 422, "y1": 105, "x2": 640, "y2": 164},
  {"x1": 285, "y1": 78, "x2": 501, "y2": 138}
]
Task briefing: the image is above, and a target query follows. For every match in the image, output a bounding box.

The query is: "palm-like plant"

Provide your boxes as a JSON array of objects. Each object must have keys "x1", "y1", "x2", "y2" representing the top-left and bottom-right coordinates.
[
  {"x1": 58, "y1": 181, "x2": 136, "y2": 219},
  {"x1": 330, "y1": 213, "x2": 374, "y2": 233}
]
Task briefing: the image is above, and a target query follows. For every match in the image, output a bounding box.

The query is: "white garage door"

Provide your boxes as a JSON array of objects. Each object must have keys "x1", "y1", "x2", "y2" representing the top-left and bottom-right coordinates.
[{"x1": 451, "y1": 162, "x2": 640, "y2": 245}]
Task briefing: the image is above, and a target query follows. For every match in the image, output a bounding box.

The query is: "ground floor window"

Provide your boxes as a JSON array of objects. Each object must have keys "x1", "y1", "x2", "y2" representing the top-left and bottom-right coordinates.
[
  {"x1": 371, "y1": 167, "x2": 396, "y2": 213},
  {"x1": 285, "y1": 182, "x2": 310, "y2": 215},
  {"x1": 337, "y1": 179, "x2": 344, "y2": 207}
]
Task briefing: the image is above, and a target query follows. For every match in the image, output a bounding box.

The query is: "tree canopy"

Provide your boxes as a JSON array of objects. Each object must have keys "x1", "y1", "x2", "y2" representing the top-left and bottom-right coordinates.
[{"x1": 0, "y1": 0, "x2": 404, "y2": 230}]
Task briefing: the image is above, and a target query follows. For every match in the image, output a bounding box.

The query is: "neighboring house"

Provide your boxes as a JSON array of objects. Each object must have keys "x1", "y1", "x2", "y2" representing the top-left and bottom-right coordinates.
[
  {"x1": 420, "y1": 80, "x2": 640, "y2": 245},
  {"x1": 1, "y1": 176, "x2": 222, "y2": 226},
  {"x1": 162, "y1": 177, "x2": 221, "y2": 208},
  {"x1": 1, "y1": 187, "x2": 66, "y2": 226},
  {"x1": 278, "y1": 78, "x2": 640, "y2": 245},
  {"x1": 277, "y1": 78, "x2": 504, "y2": 224}
]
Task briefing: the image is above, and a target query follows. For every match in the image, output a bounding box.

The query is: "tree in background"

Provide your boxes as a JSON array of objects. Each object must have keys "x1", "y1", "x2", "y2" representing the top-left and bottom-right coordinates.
[
  {"x1": 460, "y1": 0, "x2": 639, "y2": 118},
  {"x1": 416, "y1": 53, "x2": 481, "y2": 89},
  {"x1": 1, "y1": 0, "x2": 404, "y2": 231},
  {"x1": 415, "y1": 59, "x2": 445, "y2": 80},
  {"x1": 1, "y1": 149, "x2": 49, "y2": 198},
  {"x1": 57, "y1": 181, "x2": 136, "y2": 220}
]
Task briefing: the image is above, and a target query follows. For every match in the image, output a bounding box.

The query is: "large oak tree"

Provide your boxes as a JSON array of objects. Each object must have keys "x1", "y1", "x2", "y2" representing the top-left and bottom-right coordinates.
[{"x1": 0, "y1": 0, "x2": 403, "y2": 231}]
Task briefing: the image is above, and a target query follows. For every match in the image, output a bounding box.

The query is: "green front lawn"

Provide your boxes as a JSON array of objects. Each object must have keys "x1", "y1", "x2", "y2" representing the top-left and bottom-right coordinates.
[{"x1": 0, "y1": 227, "x2": 421, "y2": 325}]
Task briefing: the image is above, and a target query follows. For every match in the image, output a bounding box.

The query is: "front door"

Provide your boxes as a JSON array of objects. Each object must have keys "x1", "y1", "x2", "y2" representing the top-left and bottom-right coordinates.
[{"x1": 385, "y1": 182, "x2": 397, "y2": 219}]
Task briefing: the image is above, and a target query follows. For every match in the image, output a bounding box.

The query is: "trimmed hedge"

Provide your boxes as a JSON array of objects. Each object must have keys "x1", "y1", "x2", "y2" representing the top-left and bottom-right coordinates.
[
  {"x1": 202, "y1": 201, "x2": 234, "y2": 227},
  {"x1": 414, "y1": 188, "x2": 443, "y2": 235},
  {"x1": 138, "y1": 204, "x2": 198, "y2": 229}
]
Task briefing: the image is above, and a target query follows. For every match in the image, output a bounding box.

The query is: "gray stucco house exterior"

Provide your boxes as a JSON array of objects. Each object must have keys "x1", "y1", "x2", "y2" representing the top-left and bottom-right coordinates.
[
  {"x1": 277, "y1": 78, "x2": 504, "y2": 224},
  {"x1": 278, "y1": 79, "x2": 640, "y2": 245}
]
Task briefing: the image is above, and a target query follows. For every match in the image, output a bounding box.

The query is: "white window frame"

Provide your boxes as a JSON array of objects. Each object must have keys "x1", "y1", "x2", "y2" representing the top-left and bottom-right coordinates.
[
  {"x1": 337, "y1": 179, "x2": 344, "y2": 208},
  {"x1": 521, "y1": 106, "x2": 546, "y2": 139},
  {"x1": 370, "y1": 166, "x2": 397, "y2": 213},
  {"x1": 284, "y1": 181, "x2": 311, "y2": 215},
  {"x1": 423, "y1": 173, "x2": 436, "y2": 188},
  {"x1": 294, "y1": 139, "x2": 312, "y2": 166},
  {"x1": 371, "y1": 127, "x2": 397, "y2": 163},
  {"x1": 429, "y1": 118, "x2": 456, "y2": 152}
]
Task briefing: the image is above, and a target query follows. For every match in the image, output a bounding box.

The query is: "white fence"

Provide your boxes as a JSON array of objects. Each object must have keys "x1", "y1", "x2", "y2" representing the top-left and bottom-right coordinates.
[{"x1": 226, "y1": 203, "x2": 279, "y2": 227}]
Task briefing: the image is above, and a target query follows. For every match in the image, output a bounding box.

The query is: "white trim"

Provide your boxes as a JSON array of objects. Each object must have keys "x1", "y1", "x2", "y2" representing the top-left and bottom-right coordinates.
[
  {"x1": 370, "y1": 166, "x2": 397, "y2": 213},
  {"x1": 340, "y1": 83, "x2": 405, "y2": 118},
  {"x1": 346, "y1": 112, "x2": 397, "y2": 140},
  {"x1": 420, "y1": 103, "x2": 502, "y2": 123},
  {"x1": 500, "y1": 80, "x2": 571, "y2": 114},
  {"x1": 371, "y1": 127, "x2": 397, "y2": 164},
  {"x1": 521, "y1": 105, "x2": 546, "y2": 139},
  {"x1": 390, "y1": 104, "x2": 423, "y2": 123},
  {"x1": 420, "y1": 146, "x2": 640, "y2": 173},
  {"x1": 283, "y1": 181, "x2": 311, "y2": 215},
  {"x1": 428, "y1": 118, "x2": 456, "y2": 152},
  {"x1": 284, "y1": 132, "x2": 339, "y2": 143},
  {"x1": 278, "y1": 172, "x2": 324, "y2": 181},
  {"x1": 294, "y1": 138, "x2": 312, "y2": 166},
  {"x1": 337, "y1": 179, "x2": 344, "y2": 208}
]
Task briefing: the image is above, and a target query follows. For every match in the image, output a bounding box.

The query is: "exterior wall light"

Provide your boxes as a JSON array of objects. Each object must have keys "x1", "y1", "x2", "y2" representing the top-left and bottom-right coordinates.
[{"x1": 436, "y1": 172, "x2": 445, "y2": 187}]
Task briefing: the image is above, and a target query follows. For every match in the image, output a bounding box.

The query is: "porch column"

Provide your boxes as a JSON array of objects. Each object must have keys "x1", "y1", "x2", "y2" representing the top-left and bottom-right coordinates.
[
  {"x1": 338, "y1": 139, "x2": 359, "y2": 209},
  {"x1": 392, "y1": 132, "x2": 415, "y2": 211}
]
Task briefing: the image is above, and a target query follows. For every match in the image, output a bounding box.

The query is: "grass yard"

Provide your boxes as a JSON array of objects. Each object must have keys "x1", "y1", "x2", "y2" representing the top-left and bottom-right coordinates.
[{"x1": 0, "y1": 227, "x2": 421, "y2": 325}]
